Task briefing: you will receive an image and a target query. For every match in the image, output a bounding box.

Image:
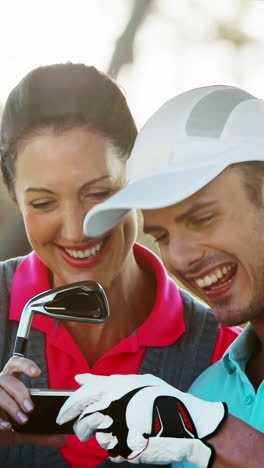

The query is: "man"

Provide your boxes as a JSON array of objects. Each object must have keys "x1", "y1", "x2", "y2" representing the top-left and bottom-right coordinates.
[{"x1": 57, "y1": 85, "x2": 264, "y2": 467}]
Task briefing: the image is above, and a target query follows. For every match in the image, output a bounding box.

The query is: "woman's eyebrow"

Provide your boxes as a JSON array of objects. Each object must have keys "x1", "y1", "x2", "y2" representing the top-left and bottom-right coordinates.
[
  {"x1": 25, "y1": 187, "x2": 53, "y2": 194},
  {"x1": 25, "y1": 175, "x2": 111, "y2": 194},
  {"x1": 80, "y1": 175, "x2": 111, "y2": 191}
]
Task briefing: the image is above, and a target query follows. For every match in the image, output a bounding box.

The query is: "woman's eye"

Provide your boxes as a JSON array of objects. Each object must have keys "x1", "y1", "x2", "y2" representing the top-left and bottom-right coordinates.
[
  {"x1": 84, "y1": 190, "x2": 112, "y2": 201},
  {"x1": 31, "y1": 200, "x2": 56, "y2": 209}
]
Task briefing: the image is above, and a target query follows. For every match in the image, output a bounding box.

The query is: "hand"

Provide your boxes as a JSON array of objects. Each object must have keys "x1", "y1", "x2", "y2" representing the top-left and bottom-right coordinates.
[
  {"x1": 0, "y1": 356, "x2": 40, "y2": 430},
  {"x1": 57, "y1": 374, "x2": 227, "y2": 468},
  {"x1": 0, "y1": 356, "x2": 66, "y2": 449}
]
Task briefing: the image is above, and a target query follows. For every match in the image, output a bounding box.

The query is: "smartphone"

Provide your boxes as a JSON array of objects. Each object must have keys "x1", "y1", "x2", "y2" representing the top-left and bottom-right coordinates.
[{"x1": 10, "y1": 389, "x2": 76, "y2": 435}]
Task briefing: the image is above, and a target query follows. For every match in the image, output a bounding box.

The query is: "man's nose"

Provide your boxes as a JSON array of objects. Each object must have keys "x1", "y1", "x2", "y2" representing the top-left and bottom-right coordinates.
[{"x1": 166, "y1": 233, "x2": 205, "y2": 273}]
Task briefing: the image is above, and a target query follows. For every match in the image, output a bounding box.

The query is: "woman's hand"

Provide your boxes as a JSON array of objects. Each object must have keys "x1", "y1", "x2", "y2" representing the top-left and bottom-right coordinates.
[
  {"x1": 0, "y1": 356, "x2": 66, "y2": 448},
  {"x1": 0, "y1": 355, "x2": 41, "y2": 429}
]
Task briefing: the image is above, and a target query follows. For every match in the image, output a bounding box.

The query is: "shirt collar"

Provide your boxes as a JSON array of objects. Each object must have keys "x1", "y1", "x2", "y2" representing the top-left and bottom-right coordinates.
[
  {"x1": 133, "y1": 243, "x2": 185, "y2": 346},
  {"x1": 222, "y1": 324, "x2": 258, "y2": 373},
  {"x1": 10, "y1": 251, "x2": 53, "y2": 333},
  {"x1": 10, "y1": 244, "x2": 185, "y2": 347}
]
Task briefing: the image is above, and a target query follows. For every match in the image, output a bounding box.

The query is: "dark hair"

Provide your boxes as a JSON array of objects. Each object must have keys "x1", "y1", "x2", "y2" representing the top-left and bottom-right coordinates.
[
  {"x1": 231, "y1": 161, "x2": 264, "y2": 207},
  {"x1": 0, "y1": 63, "x2": 137, "y2": 198}
]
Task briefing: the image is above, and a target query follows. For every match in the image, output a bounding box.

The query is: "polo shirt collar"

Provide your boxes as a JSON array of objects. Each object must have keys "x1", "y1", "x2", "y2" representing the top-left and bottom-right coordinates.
[
  {"x1": 10, "y1": 251, "x2": 53, "y2": 333},
  {"x1": 9, "y1": 244, "x2": 185, "y2": 348},
  {"x1": 223, "y1": 324, "x2": 258, "y2": 374},
  {"x1": 132, "y1": 243, "x2": 185, "y2": 346}
]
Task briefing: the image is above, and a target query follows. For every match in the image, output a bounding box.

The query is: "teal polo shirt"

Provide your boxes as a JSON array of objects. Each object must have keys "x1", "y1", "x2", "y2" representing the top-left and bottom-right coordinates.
[{"x1": 173, "y1": 324, "x2": 264, "y2": 468}]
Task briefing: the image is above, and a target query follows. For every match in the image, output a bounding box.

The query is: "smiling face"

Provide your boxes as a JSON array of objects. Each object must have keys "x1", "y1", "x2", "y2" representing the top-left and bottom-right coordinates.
[
  {"x1": 143, "y1": 166, "x2": 264, "y2": 326},
  {"x1": 14, "y1": 127, "x2": 137, "y2": 288}
]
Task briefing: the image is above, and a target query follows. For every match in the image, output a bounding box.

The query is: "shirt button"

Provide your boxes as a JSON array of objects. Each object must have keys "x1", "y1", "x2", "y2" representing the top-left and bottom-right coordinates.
[{"x1": 244, "y1": 395, "x2": 253, "y2": 405}]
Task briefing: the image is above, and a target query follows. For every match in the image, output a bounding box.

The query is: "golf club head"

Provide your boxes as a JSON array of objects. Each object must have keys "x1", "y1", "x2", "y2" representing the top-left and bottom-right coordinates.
[{"x1": 13, "y1": 281, "x2": 109, "y2": 357}]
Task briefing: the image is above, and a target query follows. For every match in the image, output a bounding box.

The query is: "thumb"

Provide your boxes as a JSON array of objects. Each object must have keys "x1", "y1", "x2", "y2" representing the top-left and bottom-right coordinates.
[
  {"x1": 74, "y1": 412, "x2": 111, "y2": 442},
  {"x1": 74, "y1": 373, "x2": 92, "y2": 386},
  {"x1": 75, "y1": 373, "x2": 108, "y2": 386}
]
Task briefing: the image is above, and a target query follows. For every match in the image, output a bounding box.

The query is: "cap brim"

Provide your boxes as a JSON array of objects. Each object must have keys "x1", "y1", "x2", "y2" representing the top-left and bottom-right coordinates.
[{"x1": 83, "y1": 161, "x2": 228, "y2": 237}]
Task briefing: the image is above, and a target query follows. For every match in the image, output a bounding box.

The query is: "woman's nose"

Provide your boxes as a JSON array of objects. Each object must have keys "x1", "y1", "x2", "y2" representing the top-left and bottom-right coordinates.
[{"x1": 61, "y1": 205, "x2": 87, "y2": 243}]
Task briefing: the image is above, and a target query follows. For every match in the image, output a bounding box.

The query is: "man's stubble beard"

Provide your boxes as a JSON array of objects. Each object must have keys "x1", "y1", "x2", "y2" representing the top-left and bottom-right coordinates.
[{"x1": 208, "y1": 267, "x2": 264, "y2": 327}]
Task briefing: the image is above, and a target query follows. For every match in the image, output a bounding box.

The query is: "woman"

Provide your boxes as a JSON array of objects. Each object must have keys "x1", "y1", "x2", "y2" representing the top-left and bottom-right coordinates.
[{"x1": 0, "y1": 63, "x2": 239, "y2": 468}]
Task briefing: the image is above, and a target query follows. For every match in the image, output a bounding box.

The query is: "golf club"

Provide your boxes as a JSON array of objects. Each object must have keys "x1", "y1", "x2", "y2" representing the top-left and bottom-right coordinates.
[{"x1": 13, "y1": 281, "x2": 110, "y2": 357}]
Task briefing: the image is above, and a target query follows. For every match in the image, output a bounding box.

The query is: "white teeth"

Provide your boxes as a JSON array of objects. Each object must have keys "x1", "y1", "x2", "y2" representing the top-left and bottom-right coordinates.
[
  {"x1": 194, "y1": 264, "x2": 235, "y2": 289},
  {"x1": 64, "y1": 242, "x2": 103, "y2": 259},
  {"x1": 79, "y1": 250, "x2": 87, "y2": 259},
  {"x1": 204, "y1": 275, "x2": 212, "y2": 286},
  {"x1": 196, "y1": 278, "x2": 205, "y2": 288}
]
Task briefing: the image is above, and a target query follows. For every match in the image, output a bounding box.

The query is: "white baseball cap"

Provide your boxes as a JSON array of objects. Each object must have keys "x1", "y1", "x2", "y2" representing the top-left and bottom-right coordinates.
[{"x1": 84, "y1": 84, "x2": 264, "y2": 237}]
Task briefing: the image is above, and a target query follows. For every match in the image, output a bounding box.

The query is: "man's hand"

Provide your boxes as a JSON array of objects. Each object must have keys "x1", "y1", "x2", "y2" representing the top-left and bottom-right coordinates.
[{"x1": 57, "y1": 374, "x2": 227, "y2": 468}]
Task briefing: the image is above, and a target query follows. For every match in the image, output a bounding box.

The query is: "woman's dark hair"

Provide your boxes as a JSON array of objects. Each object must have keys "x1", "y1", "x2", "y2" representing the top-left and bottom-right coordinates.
[{"x1": 0, "y1": 63, "x2": 137, "y2": 198}]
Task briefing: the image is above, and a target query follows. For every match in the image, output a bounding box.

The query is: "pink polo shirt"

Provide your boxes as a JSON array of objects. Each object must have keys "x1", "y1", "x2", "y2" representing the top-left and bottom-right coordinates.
[{"x1": 9, "y1": 243, "x2": 240, "y2": 467}]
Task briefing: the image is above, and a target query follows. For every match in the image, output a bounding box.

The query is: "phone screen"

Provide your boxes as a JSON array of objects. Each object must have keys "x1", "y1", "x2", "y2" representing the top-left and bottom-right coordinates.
[{"x1": 10, "y1": 390, "x2": 76, "y2": 435}]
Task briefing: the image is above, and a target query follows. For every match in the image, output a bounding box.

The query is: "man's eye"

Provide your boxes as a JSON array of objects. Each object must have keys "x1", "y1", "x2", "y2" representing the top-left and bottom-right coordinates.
[
  {"x1": 190, "y1": 215, "x2": 214, "y2": 226},
  {"x1": 153, "y1": 232, "x2": 168, "y2": 243},
  {"x1": 92, "y1": 191, "x2": 111, "y2": 198}
]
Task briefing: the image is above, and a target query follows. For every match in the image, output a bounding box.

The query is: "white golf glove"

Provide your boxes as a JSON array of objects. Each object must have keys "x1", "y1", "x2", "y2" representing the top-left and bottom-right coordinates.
[{"x1": 57, "y1": 374, "x2": 227, "y2": 468}]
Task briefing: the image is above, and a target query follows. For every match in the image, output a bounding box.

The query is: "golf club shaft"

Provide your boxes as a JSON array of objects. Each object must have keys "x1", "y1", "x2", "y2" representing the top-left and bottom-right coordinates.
[{"x1": 13, "y1": 310, "x2": 34, "y2": 357}]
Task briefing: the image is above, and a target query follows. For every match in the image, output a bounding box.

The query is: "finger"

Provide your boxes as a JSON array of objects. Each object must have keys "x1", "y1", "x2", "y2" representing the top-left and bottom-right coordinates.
[
  {"x1": 75, "y1": 374, "x2": 125, "y2": 387},
  {"x1": 77, "y1": 398, "x2": 111, "y2": 415},
  {"x1": 73, "y1": 412, "x2": 112, "y2": 442},
  {"x1": 74, "y1": 374, "x2": 92, "y2": 385},
  {"x1": 2, "y1": 356, "x2": 41, "y2": 379},
  {"x1": 0, "y1": 374, "x2": 34, "y2": 416},
  {"x1": 75, "y1": 374, "x2": 160, "y2": 411},
  {"x1": 57, "y1": 385, "x2": 108, "y2": 424},
  {"x1": 0, "y1": 388, "x2": 31, "y2": 425},
  {"x1": 0, "y1": 372, "x2": 32, "y2": 402},
  {"x1": 96, "y1": 431, "x2": 118, "y2": 450},
  {"x1": 75, "y1": 374, "x2": 159, "y2": 392},
  {"x1": 0, "y1": 410, "x2": 11, "y2": 431}
]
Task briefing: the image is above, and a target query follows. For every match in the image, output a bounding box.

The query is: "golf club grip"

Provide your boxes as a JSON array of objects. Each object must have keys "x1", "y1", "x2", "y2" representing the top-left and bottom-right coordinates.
[{"x1": 13, "y1": 336, "x2": 27, "y2": 357}]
